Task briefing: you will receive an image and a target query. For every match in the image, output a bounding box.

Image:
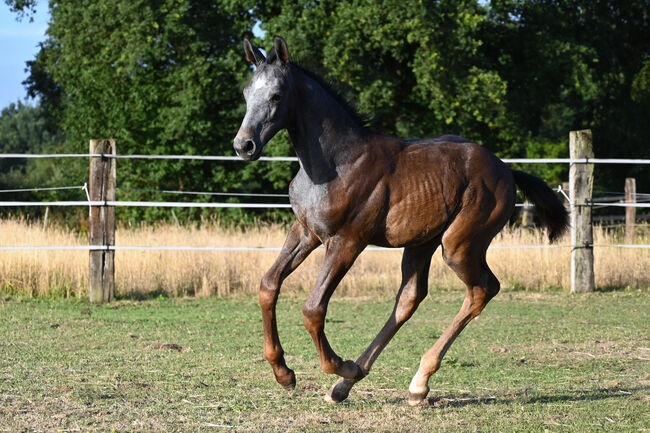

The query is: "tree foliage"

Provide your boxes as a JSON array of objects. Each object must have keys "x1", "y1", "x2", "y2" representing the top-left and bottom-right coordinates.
[
  {"x1": 3, "y1": 0, "x2": 37, "y2": 20},
  {"x1": 2, "y1": 0, "x2": 648, "y2": 224},
  {"x1": 483, "y1": 0, "x2": 650, "y2": 186},
  {"x1": 19, "y1": 0, "x2": 294, "y2": 224},
  {"x1": 0, "y1": 102, "x2": 67, "y2": 216},
  {"x1": 257, "y1": 0, "x2": 513, "y2": 144},
  {"x1": 258, "y1": 0, "x2": 649, "y2": 189}
]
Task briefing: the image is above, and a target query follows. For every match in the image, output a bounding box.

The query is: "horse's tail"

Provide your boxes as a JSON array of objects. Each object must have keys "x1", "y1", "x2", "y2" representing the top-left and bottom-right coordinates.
[{"x1": 511, "y1": 170, "x2": 569, "y2": 243}]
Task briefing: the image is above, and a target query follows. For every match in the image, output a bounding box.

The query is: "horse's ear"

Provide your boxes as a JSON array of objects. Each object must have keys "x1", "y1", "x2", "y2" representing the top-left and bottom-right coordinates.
[
  {"x1": 243, "y1": 38, "x2": 265, "y2": 66},
  {"x1": 273, "y1": 36, "x2": 290, "y2": 64}
]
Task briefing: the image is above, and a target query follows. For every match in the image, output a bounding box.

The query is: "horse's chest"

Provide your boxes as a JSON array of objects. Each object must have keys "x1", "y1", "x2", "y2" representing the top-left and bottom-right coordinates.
[{"x1": 289, "y1": 176, "x2": 351, "y2": 241}]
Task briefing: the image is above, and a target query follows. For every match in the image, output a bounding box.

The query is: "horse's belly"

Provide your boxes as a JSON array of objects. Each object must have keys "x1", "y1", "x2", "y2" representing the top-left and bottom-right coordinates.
[
  {"x1": 380, "y1": 197, "x2": 450, "y2": 247},
  {"x1": 380, "y1": 160, "x2": 460, "y2": 247}
]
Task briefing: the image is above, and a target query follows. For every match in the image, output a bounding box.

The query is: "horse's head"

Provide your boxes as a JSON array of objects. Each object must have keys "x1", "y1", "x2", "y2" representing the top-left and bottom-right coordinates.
[{"x1": 234, "y1": 36, "x2": 293, "y2": 161}]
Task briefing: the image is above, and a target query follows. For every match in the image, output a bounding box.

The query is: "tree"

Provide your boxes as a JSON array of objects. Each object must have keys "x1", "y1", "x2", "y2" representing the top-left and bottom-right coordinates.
[
  {"x1": 3, "y1": 0, "x2": 37, "y2": 20},
  {"x1": 258, "y1": 0, "x2": 650, "y2": 191},
  {"x1": 6, "y1": 0, "x2": 648, "y2": 226},
  {"x1": 0, "y1": 101, "x2": 67, "y2": 217},
  {"x1": 483, "y1": 0, "x2": 650, "y2": 189},
  {"x1": 18, "y1": 0, "x2": 295, "y2": 224},
  {"x1": 257, "y1": 0, "x2": 515, "y2": 148}
]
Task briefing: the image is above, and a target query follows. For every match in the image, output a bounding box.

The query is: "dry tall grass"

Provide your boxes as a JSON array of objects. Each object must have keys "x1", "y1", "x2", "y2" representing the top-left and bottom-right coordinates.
[{"x1": 1, "y1": 219, "x2": 648, "y2": 298}]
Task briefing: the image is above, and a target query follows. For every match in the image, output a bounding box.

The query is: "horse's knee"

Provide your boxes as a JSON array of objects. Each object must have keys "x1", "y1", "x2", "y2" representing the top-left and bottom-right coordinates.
[
  {"x1": 467, "y1": 297, "x2": 487, "y2": 318},
  {"x1": 302, "y1": 303, "x2": 326, "y2": 334},
  {"x1": 264, "y1": 345, "x2": 284, "y2": 365},
  {"x1": 259, "y1": 274, "x2": 280, "y2": 311}
]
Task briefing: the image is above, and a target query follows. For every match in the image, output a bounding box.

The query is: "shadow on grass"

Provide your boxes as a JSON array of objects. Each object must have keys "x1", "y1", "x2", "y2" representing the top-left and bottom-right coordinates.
[
  {"x1": 425, "y1": 385, "x2": 649, "y2": 409},
  {"x1": 594, "y1": 284, "x2": 638, "y2": 293},
  {"x1": 115, "y1": 289, "x2": 169, "y2": 301}
]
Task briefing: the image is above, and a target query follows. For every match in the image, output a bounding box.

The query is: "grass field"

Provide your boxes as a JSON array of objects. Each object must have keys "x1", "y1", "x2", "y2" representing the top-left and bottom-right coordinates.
[{"x1": 1, "y1": 289, "x2": 648, "y2": 432}]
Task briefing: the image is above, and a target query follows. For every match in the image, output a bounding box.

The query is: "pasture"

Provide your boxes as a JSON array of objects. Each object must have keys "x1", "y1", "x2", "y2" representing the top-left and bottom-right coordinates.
[{"x1": 1, "y1": 289, "x2": 648, "y2": 432}]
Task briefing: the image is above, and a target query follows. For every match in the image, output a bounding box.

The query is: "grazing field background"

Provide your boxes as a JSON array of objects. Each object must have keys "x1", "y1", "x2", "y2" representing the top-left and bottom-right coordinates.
[
  {"x1": 1, "y1": 290, "x2": 648, "y2": 432},
  {"x1": 1, "y1": 219, "x2": 649, "y2": 299}
]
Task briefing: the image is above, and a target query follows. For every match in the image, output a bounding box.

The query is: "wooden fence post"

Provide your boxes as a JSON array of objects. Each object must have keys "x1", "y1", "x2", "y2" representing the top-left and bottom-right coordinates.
[
  {"x1": 625, "y1": 177, "x2": 636, "y2": 244},
  {"x1": 89, "y1": 139, "x2": 116, "y2": 303},
  {"x1": 569, "y1": 130, "x2": 595, "y2": 293}
]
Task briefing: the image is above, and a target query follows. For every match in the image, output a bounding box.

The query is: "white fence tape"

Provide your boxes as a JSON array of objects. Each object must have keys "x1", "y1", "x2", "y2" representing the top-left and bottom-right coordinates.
[
  {"x1": 2, "y1": 243, "x2": 649, "y2": 252},
  {"x1": 2, "y1": 153, "x2": 650, "y2": 164},
  {"x1": 0, "y1": 153, "x2": 298, "y2": 161},
  {"x1": 590, "y1": 203, "x2": 650, "y2": 208},
  {"x1": 0, "y1": 200, "x2": 292, "y2": 208},
  {"x1": 2, "y1": 200, "x2": 650, "y2": 209},
  {"x1": 1, "y1": 153, "x2": 648, "y2": 253},
  {"x1": 0, "y1": 185, "x2": 85, "y2": 193},
  {"x1": 117, "y1": 188, "x2": 290, "y2": 198}
]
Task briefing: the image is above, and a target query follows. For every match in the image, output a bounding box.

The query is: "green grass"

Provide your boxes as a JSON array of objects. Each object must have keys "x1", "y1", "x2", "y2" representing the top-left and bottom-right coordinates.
[{"x1": 1, "y1": 290, "x2": 649, "y2": 432}]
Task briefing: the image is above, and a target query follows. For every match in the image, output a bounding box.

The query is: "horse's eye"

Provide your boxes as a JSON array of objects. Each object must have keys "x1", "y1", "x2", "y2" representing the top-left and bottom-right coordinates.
[{"x1": 270, "y1": 93, "x2": 282, "y2": 103}]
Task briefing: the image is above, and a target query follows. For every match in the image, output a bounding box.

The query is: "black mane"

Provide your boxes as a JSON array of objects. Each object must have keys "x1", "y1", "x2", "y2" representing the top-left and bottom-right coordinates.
[{"x1": 266, "y1": 48, "x2": 372, "y2": 128}]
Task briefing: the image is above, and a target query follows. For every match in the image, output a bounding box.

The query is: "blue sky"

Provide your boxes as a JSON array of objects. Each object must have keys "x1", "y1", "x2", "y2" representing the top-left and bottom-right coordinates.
[{"x1": 0, "y1": 5, "x2": 49, "y2": 109}]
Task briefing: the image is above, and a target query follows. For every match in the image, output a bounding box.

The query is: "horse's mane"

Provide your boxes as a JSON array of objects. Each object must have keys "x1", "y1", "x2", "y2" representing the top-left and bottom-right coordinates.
[{"x1": 266, "y1": 49, "x2": 372, "y2": 129}]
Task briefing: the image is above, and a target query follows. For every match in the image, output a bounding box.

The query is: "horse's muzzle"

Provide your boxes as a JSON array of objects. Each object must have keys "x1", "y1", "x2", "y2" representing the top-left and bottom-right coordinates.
[{"x1": 233, "y1": 136, "x2": 260, "y2": 160}]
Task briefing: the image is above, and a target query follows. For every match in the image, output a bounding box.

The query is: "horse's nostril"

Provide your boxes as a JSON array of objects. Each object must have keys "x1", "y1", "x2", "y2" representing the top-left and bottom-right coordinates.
[{"x1": 243, "y1": 140, "x2": 255, "y2": 154}]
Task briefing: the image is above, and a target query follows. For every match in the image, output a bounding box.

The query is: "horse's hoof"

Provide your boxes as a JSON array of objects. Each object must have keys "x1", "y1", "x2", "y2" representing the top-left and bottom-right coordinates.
[
  {"x1": 323, "y1": 393, "x2": 338, "y2": 403},
  {"x1": 325, "y1": 378, "x2": 353, "y2": 403},
  {"x1": 277, "y1": 369, "x2": 296, "y2": 391},
  {"x1": 408, "y1": 386, "x2": 429, "y2": 406}
]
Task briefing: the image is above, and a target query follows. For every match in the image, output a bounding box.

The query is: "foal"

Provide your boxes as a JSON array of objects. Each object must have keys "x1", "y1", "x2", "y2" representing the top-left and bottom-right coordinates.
[{"x1": 233, "y1": 36, "x2": 568, "y2": 405}]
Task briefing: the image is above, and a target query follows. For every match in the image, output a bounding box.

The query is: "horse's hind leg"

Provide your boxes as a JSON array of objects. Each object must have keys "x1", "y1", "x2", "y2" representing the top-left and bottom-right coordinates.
[
  {"x1": 408, "y1": 234, "x2": 501, "y2": 405},
  {"x1": 326, "y1": 240, "x2": 439, "y2": 403}
]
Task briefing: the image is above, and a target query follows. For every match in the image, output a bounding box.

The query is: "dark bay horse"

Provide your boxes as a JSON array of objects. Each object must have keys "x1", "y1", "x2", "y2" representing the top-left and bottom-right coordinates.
[{"x1": 233, "y1": 36, "x2": 568, "y2": 405}]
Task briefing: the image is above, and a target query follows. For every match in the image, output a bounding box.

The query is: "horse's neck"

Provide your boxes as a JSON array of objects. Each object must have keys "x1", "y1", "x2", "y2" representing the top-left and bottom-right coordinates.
[{"x1": 287, "y1": 71, "x2": 366, "y2": 184}]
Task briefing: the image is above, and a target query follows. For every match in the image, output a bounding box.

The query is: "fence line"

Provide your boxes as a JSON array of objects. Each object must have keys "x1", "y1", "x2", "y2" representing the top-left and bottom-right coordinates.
[
  {"x1": 589, "y1": 203, "x2": 650, "y2": 208},
  {"x1": 0, "y1": 185, "x2": 86, "y2": 194},
  {"x1": 0, "y1": 244, "x2": 573, "y2": 251},
  {"x1": 0, "y1": 200, "x2": 293, "y2": 208},
  {"x1": 0, "y1": 185, "x2": 289, "y2": 198},
  {"x1": 2, "y1": 153, "x2": 650, "y2": 164},
  {"x1": 2, "y1": 200, "x2": 649, "y2": 209},
  {"x1": 2, "y1": 139, "x2": 649, "y2": 300},
  {"x1": 0, "y1": 153, "x2": 297, "y2": 162},
  {"x1": 117, "y1": 188, "x2": 289, "y2": 198},
  {"x1": 2, "y1": 243, "x2": 648, "y2": 252}
]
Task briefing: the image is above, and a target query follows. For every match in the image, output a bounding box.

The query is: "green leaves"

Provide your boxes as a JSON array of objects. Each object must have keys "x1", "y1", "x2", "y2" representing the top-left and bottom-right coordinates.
[
  {"x1": 260, "y1": 0, "x2": 649, "y2": 192},
  {"x1": 5, "y1": 0, "x2": 649, "y2": 225},
  {"x1": 17, "y1": 0, "x2": 297, "y2": 224},
  {"x1": 260, "y1": 0, "x2": 513, "y2": 144}
]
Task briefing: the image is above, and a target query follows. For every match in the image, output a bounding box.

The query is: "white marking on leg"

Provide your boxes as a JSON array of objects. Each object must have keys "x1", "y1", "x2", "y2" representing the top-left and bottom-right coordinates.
[{"x1": 408, "y1": 370, "x2": 429, "y2": 395}]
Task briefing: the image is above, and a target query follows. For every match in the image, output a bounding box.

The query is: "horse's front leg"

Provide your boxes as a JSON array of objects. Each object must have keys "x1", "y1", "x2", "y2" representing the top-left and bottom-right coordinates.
[
  {"x1": 261, "y1": 221, "x2": 320, "y2": 390},
  {"x1": 302, "y1": 235, "x2": 366, "y2": 381}
]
